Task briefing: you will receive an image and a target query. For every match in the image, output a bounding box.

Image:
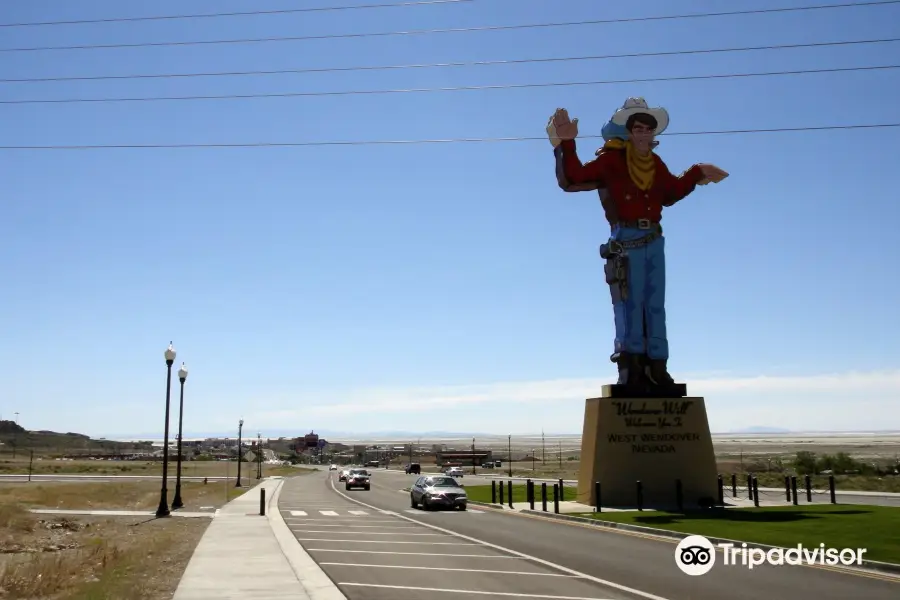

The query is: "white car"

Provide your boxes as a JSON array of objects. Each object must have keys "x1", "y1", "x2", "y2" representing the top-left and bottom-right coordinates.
[
  {"x1": 445, "y1": 467, "x2": 464, "y2": 478},
  {"x1": 329, "y1": 464, "x2": 337, "y2": 471}
]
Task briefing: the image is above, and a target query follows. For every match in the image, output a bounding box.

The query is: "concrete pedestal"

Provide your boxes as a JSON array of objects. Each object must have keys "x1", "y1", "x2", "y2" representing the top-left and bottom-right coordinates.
[{"x1": 576, "y1": 392, "x2": 718, "y2": 508}]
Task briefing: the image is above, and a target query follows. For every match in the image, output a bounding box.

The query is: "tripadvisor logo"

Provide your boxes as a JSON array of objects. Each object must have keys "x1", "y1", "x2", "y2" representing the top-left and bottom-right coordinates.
[{"x1": 675, "y1": 535, "x2": 867, "y2": 576}]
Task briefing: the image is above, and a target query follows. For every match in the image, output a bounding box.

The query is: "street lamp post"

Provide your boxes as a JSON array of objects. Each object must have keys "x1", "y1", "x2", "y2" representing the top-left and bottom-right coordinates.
[
  {"x1": 156, "y1": 342, "x2": 176, "y2": 518},
  {"x1": 171, "y1": 363, "x2": 189, "y2": 510},
  {"x1": 471, "y1": 437, "x2": 476, "y2": 475},
  {"x1": 235, "y1": 419, "x2": 244, "y2": 487},
  {"x1": 256, "y1": 432, "x2": 262, "y2": 479},
  {"x1": 507, "y1": 434, "x2": 512, "y2": 477}
]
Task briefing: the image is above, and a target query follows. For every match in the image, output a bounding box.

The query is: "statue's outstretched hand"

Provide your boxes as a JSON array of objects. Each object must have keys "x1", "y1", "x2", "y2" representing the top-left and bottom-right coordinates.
[
  {"x1": 547, "y1": 108, "x2": 578, "y2": 147},
  {"x1": 697, "y1": 163, "x2": 729, "y2": 185}
]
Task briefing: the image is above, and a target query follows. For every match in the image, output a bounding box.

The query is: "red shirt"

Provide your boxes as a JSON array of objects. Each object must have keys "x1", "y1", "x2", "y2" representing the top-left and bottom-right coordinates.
[{"x1": 559, "y1": 139, "x2": 705, "y2": 224}]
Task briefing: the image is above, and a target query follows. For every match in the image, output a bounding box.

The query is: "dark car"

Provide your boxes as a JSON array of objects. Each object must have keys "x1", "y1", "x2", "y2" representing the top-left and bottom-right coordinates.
[
  {"x1": 345, "y1": 469, "x2": 371, "y2": 491},
  {"x1": 410, "y1": 475, "x2": 467, "y2": 511},
  {"x1": 405, "y1": 463, "x2": 421, "y2": 475}
]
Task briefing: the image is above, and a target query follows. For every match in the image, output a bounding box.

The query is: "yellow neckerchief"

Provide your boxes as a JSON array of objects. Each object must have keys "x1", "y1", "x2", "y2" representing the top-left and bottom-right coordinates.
[{"x1": 602, "y1": 138, "x2": 655, "y2": 191}]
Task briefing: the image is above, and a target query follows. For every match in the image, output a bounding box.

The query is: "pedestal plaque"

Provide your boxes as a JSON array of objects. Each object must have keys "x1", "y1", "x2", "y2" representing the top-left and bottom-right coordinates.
[{"x1": 576, "y1": 391, "x2": 718, "y2": 508}]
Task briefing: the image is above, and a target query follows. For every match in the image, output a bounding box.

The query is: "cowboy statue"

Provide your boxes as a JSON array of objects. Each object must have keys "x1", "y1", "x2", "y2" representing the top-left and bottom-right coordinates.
[{"x1": 547, "y1": 97, "x2": 728, "y2": 392}]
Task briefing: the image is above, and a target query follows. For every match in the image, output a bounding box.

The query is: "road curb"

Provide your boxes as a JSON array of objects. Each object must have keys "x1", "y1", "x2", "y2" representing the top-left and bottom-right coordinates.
[
  {"x1": 515, "y1": 509, "x2": 900, "y2": 577},
  {"x1": 468, "y1": 500, "x2": 508, "y2": 511},
  {"x1": 268, "y1": 476, "x2": 348, "y2": 599}
]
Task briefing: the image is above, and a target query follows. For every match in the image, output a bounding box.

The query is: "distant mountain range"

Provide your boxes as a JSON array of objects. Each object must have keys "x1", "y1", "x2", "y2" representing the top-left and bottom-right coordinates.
[{"x1": 100, "y1": 426, "x2": 899, "y2": 442}]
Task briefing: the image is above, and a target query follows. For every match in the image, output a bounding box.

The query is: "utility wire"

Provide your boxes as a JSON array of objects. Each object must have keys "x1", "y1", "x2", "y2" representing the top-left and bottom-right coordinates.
[
  {"x1": 2, "y1": 1, "x2": 897, "y2": 53},
  {"x1": 4, "y1": 64, "x2": 895, "y2": 105},
  {"x1": 0, "y1": 1, "x2": 475, "y2": 28},
  {"x1": 3, "y1": 37, "x2": 896, "y2": 84},
  {"x1": 3, "y1": 124, "x2": 898, "y2": 151}
]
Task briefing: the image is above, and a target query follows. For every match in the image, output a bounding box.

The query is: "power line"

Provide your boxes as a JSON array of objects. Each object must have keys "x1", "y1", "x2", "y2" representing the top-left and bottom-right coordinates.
[
  {"x1": 4, "y1": 64, "x2": 895, "y2": 105},
  {"x1": 0, "y1": 1, "x2": 474, "y2": 28},
  {"x1": 4, "y1": 37, "x2": 897, "y2": 84},
  {"x1": 3, "y1": 124, "x2": 898, "y2": 151},
  {"x1": 2, "y1": 1, "x2": 897, "y2": 53}
]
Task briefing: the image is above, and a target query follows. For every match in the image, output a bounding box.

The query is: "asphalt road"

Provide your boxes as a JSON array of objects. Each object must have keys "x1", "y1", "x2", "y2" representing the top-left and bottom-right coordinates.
[{"x1": 280, "y1": 469, "x2": 899, "y2": 600}]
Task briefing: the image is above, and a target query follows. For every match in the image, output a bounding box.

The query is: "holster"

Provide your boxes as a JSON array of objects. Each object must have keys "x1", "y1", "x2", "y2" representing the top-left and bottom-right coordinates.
[{"x1": 603, "y1": 253, "x2": 629, "y2": 303}]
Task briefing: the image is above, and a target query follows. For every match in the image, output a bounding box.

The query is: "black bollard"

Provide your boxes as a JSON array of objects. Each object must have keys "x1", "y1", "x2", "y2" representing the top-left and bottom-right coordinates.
[
  {"x1": 508, "y1": 481, "x2": 513, "y2": 508},
  {"x1": 752, "y1": 477, "x2": 760, "y2": 507},
  {"x1": 553, "y1": 484, "x2": 559, "y2": 514},
  {"x1": 746, "y1": 474, "x2": 753, "y2": 500},
  {"x1": 636, "y1": 480, "x2": 643, "y2": 511},
  {"x1": 717, "y1": 474, "x2": 724, "y2": 506},
  {"x1": 676, "y1": 479, "x2": 684, "y2": 512},
  {"x1": 731, "y1": 473, "x2": 737, "y2": 497},
  {"x1": 805, "y1": 475, "x2": 812, "y2": 503},
  {"x1": 829, "y1": 475, "x2": 836, "y2": 504},
  {"x1": 528, "y1": 480, "x2": 535, "y2": 510},
  {"x1": 784, "y1": 476, "x2": 791, "y2": 501},
  {"x1": 790, "y1": 476, "x2": 798, "y2": 506},
  {"x1": 558, "y1": 478, "x2": 564, "y2": 502},
  {"x1": 260, "y1": 488, "x2": 266, "y2": 516},
  {"x1": 499, "y1": 481, "x2": 505, "y2": 506},
  {"x1": 492, "y1": 480, "x2": 497, "y2": 504},
  {"x1": 541, "y1": 482, "x2": 547, "y2": 512},
  {"x1": 594, "y1": 481, "x2": 601, "y2": 513}
]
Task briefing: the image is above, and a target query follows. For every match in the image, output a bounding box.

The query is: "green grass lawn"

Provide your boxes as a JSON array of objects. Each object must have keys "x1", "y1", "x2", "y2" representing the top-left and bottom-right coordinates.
[
  {"x1": 569, "y1": 504, "x2": 900, "y2": 564},
  {"x1": 463, "y1": 483, "x2": 572, "y2": 504}
]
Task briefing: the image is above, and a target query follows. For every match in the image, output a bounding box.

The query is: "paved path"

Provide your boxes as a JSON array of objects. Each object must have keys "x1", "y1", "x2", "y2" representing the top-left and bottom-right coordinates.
[{"x1": 172, "y1": 477, "x2": 346, "y2": 600}]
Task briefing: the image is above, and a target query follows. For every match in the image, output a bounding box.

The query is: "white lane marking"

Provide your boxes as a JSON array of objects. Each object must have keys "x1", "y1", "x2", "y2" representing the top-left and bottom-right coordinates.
[
  {"x1": 329, "y1": 478, "x2": 672, "y2": 600},
  {"x1": 338, "y1": 584, "x2": 615, "y2": 599},
  {"x1": 294, "y1": 539, "x2": 475, "y2": 545},
  {"x1": 322, "y1": 563, "x2": 576, "y2": 577},
  {"x1": 318, "y1": 510, "x2": 339, "y2": 516},
  {"x1": 379, "y1": 510, "x2": 397, "y2": 515},
  {"x1": 285, "y1": 520, "x2": 401, "y2": 525},
  {"x1": 291, "y1": 530, "x2": 444, "y2": 536},
  {"x1": 348, "y1": 510, "x2": 368, "y2": 515},
  {"x1": 306, "y1": 549, "x2": 526, "y2": 559},
  {"x1": 289, "y1": 510, "x2": 308, "y2": 517},
  {"x1": 286, "y1": 524, "x2": 418, "y2": 529}
]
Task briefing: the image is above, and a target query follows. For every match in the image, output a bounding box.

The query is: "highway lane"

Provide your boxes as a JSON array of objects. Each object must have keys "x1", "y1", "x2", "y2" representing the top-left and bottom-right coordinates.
[
  {"x1": 329, "y1": 469, "x2": 900, "y2": 600},
  {"x1": 278, "y1": 473, "x2": 664, "y2": 600}
]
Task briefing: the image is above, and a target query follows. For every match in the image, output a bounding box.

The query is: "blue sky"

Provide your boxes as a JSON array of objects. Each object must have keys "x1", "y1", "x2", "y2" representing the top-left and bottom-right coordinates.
[{"x1": 1, "y1": 0, "x2": 898, "y2": 438}]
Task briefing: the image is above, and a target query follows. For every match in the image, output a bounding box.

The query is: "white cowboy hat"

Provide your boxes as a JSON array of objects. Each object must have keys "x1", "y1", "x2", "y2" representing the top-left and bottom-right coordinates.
[{"x1": 610, "y1": 97, "x2": 669, "y2": 135}]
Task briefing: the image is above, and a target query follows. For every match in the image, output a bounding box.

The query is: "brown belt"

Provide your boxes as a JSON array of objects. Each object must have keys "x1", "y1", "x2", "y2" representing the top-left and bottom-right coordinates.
[{"x1": 617, "y1": 219, "x2": 661, "y2": 231}]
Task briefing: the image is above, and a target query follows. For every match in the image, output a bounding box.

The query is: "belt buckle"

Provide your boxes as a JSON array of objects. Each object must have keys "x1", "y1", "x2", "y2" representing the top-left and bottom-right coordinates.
[{"x1": 637, "y1": 218, "x2": 651, "y2": 230}]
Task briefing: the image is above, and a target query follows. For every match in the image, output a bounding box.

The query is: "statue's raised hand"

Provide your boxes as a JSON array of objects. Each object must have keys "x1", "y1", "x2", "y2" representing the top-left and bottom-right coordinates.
[
  {"x1": 547, "y1": 108, "x2": 578, "y2": 146},
  {"x1": 696, "y1": 164, "x2": 729, "y2": 185}
]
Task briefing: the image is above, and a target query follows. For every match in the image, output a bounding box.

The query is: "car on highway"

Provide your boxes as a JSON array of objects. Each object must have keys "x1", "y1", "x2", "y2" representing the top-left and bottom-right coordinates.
[
  {"x1": 329, "y1": 464, "x2": 337, "y2": 471},
  {"x1": 410, "y1": 475, "x2": 467, "y2": 511},
  {"x1": 444, "y1": 466, "x2": 464, "y2": 478},
  {"x1": 345, "y1": 468, "x2": 371, "y2": 491},
  {"x1": 405, "y1": 462, "x2": 421, "y2": 475},
  {"x1": 338, "y1": 468, "x2": 350, "y2": 482}
]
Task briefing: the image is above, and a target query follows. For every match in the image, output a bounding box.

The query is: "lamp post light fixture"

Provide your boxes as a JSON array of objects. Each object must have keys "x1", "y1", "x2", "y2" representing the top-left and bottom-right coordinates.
[
  {"x1": 156, "y1": 342, "x2": 177, "y2": 518},
  {"x1": 235, "y1": 419, "x2": 244, "y2": 487},
  {"x1": 171, "y1": 362, "x2": 189, "y2": 510}
]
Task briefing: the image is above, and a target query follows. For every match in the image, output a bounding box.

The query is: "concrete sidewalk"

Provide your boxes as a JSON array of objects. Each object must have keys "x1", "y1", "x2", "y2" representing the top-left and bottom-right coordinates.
[{"x1": 172, "y1": 477, "x2": 346, "y2": 600}]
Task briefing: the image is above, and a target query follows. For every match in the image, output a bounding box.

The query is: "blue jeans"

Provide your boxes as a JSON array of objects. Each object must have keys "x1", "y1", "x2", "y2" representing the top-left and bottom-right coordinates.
[{"x1": 609, "y1": 226, "x2": 668, "y2": 360}]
